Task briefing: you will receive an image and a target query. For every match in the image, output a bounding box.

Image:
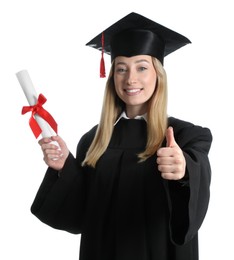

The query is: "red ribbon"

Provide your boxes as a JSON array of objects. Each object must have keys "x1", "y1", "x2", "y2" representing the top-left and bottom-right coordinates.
[{"x1": 22, "y1": 93, "x2": 58, "y2": 138}]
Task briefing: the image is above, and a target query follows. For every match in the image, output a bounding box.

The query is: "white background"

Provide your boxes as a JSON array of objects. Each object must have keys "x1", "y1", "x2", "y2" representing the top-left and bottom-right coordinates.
[{"x1": 0, "y1": 0, "x2": 233, "y2": 259}]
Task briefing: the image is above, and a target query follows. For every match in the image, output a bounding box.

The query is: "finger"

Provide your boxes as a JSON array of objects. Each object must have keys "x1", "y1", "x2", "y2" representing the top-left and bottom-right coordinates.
[
  {"x1": 166, "y1": 126, "x2": 177, "y2": 148},
  {"x1": 43, "y1": 154, "x2": 64, "y2": 170},
  {"x1": 158, "y1": 164, "x2": 174, "y2": 173},
  {"x1": 40, "y1": 142, "x2": 59, "y2": 153},
  {"x1": 50, "y1": 135, "x2": 69, "y2": 160},
  {"x1": 161, "y1": 172, "x2": 183, "y2": 180},
  {"x1": 158, "y1": 162, "x2": 185, "y2": 174},
  {"x1": 51, "y1": 135, "x2": 67, "y2": 150},
  {"x1": 157, "y1": 147, "x2": 174, "y2": 157},
  {"x1": 157, "y1": 156, "x2": 174, "y2": 165},
  {"x1": 38, "y1": 137, "x2": 52, "y2": 146},
  {"x1": 44, "y1": 149, "x2": 64, "y2": 164},
  {"x1": 44, "y1": 146, "x2": 61, "y2": 156}
]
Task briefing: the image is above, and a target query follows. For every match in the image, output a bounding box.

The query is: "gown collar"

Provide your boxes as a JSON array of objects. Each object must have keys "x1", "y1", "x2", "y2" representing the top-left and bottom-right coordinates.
[{"x1": 114, "y1": 111, "x2": 147, "y2": 126}]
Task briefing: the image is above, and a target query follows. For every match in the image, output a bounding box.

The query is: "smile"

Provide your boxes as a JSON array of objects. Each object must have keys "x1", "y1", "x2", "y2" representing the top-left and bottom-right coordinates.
[{"x1": 124, "y1": 88, "x2": 143, "y2": 95}]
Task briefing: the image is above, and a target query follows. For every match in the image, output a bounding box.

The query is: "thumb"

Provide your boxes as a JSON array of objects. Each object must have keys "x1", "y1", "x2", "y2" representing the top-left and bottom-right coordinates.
[
  {"x1": 51, "y1": 135, "x2": 69, "y2": 159},
  {"x1": 166, "y1": 126, "x2": 177, "y2": 147},
  {"x1": 51, "y1": 135, "x2": 67, "y2": 151}
]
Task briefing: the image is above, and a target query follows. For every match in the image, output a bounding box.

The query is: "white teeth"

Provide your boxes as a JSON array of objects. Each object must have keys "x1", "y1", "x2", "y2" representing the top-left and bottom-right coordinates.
[{"x1": 126, "y1": 89, "x2": 141, "y2": 93}]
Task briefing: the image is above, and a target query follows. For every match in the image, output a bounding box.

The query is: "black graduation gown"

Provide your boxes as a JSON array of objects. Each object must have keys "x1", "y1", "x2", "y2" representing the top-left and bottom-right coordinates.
[{"x1": 31, "y1": 117, "x2": 212, "y2": 260}]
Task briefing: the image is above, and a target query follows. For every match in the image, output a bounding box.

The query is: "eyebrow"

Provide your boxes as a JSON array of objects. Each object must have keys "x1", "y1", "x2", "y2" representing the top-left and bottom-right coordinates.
[{"x1": 115, "y1": 59, "x2": 151, "y2": 66}]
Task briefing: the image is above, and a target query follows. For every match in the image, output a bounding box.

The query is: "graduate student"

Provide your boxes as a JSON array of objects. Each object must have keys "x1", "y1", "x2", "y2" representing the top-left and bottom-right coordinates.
[{"x1": 31, "y1": 12, "x2": 212, "y2": 260}]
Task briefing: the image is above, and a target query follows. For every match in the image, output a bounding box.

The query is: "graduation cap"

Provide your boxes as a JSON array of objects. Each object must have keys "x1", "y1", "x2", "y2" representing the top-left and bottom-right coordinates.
[{"x1": 86, "y1": 12, "x2": 191, "y2": 77}]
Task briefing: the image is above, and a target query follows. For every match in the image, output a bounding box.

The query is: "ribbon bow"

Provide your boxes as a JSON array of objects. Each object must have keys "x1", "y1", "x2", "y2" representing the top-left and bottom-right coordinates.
[{"x1": 22, "y1": 93, "x2": 58, "y2": 138}]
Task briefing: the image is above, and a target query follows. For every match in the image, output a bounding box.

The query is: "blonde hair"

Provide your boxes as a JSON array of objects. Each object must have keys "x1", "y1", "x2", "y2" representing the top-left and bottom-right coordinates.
[{"x1": 82, "y1": 57, "x2": 168, "y2": 168}]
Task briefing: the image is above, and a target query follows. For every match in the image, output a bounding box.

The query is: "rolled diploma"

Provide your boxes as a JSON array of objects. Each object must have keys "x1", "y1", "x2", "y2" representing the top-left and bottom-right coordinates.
[{"x1": 16, "y1": 70, "x2": 60, "y2": 155}]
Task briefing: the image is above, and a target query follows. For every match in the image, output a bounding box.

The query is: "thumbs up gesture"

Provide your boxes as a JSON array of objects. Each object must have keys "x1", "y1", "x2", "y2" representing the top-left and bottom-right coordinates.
[{"x1": 157, "y1": 127, "x2": 186, "y2": 180}]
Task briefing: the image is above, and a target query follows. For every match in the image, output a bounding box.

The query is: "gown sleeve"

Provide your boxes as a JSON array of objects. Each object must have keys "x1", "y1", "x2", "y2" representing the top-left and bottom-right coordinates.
[
  {"x1": 164, "y1": 118, "x2": 212, "y2": 245},
  {"x1": 30, "y1": 127, "x2": 96, "y2": 234}
]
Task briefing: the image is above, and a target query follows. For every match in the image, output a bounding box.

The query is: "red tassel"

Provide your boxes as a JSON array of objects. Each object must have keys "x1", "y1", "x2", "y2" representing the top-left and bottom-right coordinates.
[
  {"x1": 100, "y1": 56, "x2": 105, "y2": 78},
  {"x1": 100, "y1": 32, "x2": 106, "y2": 78}
]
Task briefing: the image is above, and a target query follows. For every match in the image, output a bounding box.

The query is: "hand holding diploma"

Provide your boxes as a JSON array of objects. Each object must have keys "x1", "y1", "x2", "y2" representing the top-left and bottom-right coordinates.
[{"x1": 38, "y1": 135, "x2": 69, "y2": 171}]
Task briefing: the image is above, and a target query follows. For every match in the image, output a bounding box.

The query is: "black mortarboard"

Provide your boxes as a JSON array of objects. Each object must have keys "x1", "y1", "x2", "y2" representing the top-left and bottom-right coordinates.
[{"x1": 86, "y1": 12, "x2": 191, "y2": 77}]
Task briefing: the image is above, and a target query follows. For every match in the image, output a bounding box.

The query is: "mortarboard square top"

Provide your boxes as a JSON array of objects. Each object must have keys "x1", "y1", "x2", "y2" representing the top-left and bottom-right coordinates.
[{"x1": 86, "y1": 12, "x2": 191, "y2": 65}]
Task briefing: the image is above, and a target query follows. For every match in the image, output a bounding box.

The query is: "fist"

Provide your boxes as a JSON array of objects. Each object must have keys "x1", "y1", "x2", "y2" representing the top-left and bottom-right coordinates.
[
  {"x1": 156, "y1": 127, "x2": 186, "y2": 180},
  {"x1": 38, "y1": 135, "x2": 69, "y2": 171}
]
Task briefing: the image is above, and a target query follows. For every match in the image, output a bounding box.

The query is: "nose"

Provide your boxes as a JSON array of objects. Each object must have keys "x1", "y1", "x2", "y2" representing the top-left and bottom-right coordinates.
[{"x1": 127, "y1": 69, "x2": 137, "y2": 85}]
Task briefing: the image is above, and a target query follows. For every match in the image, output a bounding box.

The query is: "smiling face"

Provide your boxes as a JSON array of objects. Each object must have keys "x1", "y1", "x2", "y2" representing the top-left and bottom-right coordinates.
[{"x1": 114, "y1": 55, "x2": 157, "y2": 118}]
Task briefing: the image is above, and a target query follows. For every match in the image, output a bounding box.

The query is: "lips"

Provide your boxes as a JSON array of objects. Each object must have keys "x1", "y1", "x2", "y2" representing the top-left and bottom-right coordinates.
[{"x1": 124, "y1": 88, "x2": 143, "y2": 95}]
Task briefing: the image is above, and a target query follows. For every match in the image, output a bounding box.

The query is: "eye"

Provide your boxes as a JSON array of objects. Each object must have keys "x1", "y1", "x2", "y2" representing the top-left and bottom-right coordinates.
[
  {"x1": 138, "y1": 66, "x2": 147, "y2": 72},
  {"x1": 116, "y1": 67, "x2": 128, "y2": 73}
]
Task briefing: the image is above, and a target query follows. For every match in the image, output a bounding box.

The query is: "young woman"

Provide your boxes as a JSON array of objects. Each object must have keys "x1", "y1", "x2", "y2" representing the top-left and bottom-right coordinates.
[{"x1": 31, "y1": 12, "x2": 212, "y2": 260}]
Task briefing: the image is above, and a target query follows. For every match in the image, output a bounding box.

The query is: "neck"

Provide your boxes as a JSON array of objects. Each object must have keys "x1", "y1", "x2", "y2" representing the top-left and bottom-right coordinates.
[{"x1": 126, "y1": 105, "x2": 147, "y2": 119}]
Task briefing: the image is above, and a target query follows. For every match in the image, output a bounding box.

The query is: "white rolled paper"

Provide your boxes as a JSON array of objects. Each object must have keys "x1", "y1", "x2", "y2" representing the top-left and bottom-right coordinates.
[{"x1": 16, "y1": 70, "x2": 56, "y2": 138}]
